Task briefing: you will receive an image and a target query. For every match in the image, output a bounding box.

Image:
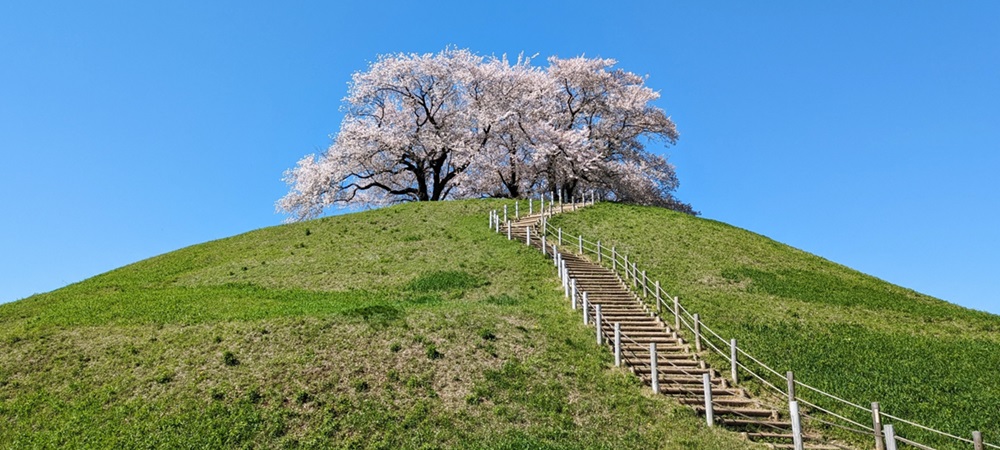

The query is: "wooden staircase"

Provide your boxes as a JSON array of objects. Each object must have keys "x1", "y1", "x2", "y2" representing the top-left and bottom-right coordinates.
[{"x1": 502, "y1": 211, "x2": 845, "y2": 450}]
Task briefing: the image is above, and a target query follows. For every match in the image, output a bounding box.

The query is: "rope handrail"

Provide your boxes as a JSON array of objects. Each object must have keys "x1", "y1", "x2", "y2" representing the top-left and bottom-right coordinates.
[
  {"x1": 700, "y1": 332, "x2": 728, "y2": 360},
  {"x1": 794, "y1": 380, "x2": 871, "y2": 413},
  {"x1": 800, "y1": 412, "x2": 873, "y2": 439},
  {"x1": 796, "y1": 396, "x2": 870, "y2": 431},
  {"x1": 493, "y1": 205, "x2": 997, "y2": 450},
  {"x1": 654, "y1": 284, "x2": 675, "y2": 306},
  {"x1": 894, "y1": 435, "x2": 938, "y2": 450},
  {"x1": 735, "y1": 347, "x2": 785, "y2": 379},
  {"x1": 737, "y1": 360, "x2": 789, "y2": 398},
  {"x1": 677, "y1": 311, "x2": 697, "y2": 335},
  {"x1": 881, "y1": 410, "x2": 978, "y2": 445},
  {"x1": 699, "y1": 321, "x2": 731, "y2": 353}
]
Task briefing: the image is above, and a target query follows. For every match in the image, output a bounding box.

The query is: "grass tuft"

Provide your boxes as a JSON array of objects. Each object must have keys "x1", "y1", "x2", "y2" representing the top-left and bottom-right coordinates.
[{"x1": 222, "y1": 350, "x2": 240, "y2": 367}]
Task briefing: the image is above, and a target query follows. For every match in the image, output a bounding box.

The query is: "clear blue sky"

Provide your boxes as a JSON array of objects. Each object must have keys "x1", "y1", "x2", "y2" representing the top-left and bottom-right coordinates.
[{"x1": 2, "y1": 1, "x2": 998, "y2": 313}]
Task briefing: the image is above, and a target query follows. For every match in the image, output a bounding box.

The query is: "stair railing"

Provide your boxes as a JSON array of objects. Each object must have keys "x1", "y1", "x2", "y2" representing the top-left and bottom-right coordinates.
[{"x1": 488, "y1": 199, "x2": 997, "y2": 450}]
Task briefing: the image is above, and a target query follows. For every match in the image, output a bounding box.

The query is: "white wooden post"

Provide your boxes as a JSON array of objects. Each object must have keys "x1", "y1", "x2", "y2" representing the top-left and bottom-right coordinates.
[
  {"x1": 488, "y1": 211, "x2": 492, "y2": 229},
  {"x1": 515, "y1": 200, "x2": 519, "y2": 219},
  {"x1": 873, "y1": 402, "x2": 885, "y2": 450},
  {"x1": 788, "y1": 372, "x2": 796, "y2": 402},
  {"x1": 578, "y1": 235, "x2": 583, "y2": 254},
  {"x1": 582, "y1": 292, "x2": 589, "y2": 325},
  {"x1": 525, "y1": 226, "x2": 531, "y2": 245},
  {"x1": 541, "y1": 236, "x2": 547, "y2": 256},
  {"x1": 730, "y1": 339, "x2": 738, "y2": 384},
  {"x1": 974, "y1": 431, "x2": 984, "y2": 450},
  {"x1": 883, "y1": 425, "x2": 897, "y2": 450},
  {"x1": 539, "y1": 197, "x2": 543, "y2": 216},
  {"x1": 503, "y1": 205, "x2": 507, "y2": 223},
  {"x1": 673, "y1": 296, "x2": 680, "y2": 331},
  {"x1": 571, "y1": 279, "x2": 578, "y2": 310},
  {"x1": 495, "y1": 212, "x2": 500, "y2": 233},
  {"x1": 650, "y1": 342, "x2": 659, "y2": 394},
  {"x1": 506, "y1": 221, "x2": 511, "y2": 240},
  {"x1": 703, "y1": 373, "x2": 714, "y2": 426},
  {"x1": 562, "y1": 264, "x2": 569, "y2": 297},
  {"x1": 623, "y1": 254, "x2": 629, "y2": 280},
  {"x1": 655, "y1": 281, "x2": 661, "y2": 313},
  {"x1": 529, "y1": 198, "x2": 533, "y2": 215},
  {"x1": 597, "y1": 241, "x2": 602, "y2": 263},
  {"x1": 790, "y1": 400, "x2": 804, "y2": 450},
  {"x1": 595, "y1": 304, "x2": 603, "y2": 345},
  {"x1": 614, "y1": 323, "x2": 621, "y2": 367},
  {"x1": 693, "y1": 313, "x2": 702, "y2": 352},
  {"x1": 641, "y1": 270, "x2": 647, "y2": 297}
]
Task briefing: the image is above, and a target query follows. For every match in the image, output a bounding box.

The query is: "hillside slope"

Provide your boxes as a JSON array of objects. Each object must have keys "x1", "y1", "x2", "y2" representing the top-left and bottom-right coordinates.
[
  {"x1": 549, "y1": 203, "x2": 1000, "y2": 449},
  {"x1": 0, "y1": 201, "x2": 753, "y2": 449}
]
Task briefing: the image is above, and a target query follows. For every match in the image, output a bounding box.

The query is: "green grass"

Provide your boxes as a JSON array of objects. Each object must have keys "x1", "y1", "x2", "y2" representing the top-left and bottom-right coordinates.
[
  {"x1": 548, "y1": 202, "x2": 1000, "y2": 449},
  {"x1": 0, "y1": 200, "x2": 755, "y2": 449}
]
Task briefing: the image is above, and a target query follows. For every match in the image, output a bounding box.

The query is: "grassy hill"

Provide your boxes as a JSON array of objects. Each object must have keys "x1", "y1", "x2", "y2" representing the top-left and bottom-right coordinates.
[
  {"x1": 0, "y1": 201, "x2": 754, "y2": 449},
  {"x1": 548, "y1": 203, "x2": 1000, "y2": 449}
]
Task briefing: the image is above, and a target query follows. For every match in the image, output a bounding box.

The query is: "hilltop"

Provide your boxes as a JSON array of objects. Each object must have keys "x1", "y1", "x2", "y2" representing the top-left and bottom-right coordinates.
[
  {"x1": 0, "y1": 201, "x2": 751, "y2": 449},
  {"x1": 3, "y1": 200, "x2": 997, "y2": 449}
]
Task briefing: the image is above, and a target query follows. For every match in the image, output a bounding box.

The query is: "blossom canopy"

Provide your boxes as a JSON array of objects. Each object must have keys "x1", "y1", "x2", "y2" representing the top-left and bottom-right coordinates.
[{"x1": 278, "y1": 48, "x2": 693, "y2": 221}]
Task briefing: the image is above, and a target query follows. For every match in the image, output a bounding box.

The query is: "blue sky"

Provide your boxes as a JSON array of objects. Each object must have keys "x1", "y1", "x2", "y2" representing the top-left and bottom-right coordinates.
[{"x1": 1, "y1": 1, "x2": 998, "y2": 313}]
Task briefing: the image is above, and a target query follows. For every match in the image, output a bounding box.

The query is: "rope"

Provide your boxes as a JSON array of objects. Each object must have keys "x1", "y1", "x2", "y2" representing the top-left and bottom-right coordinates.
[
  {"x1": 737, "y1": 360, "x2": 789, "y2": 398},
  {"x1": 795, "y1": 380, "x2": 871, "y2": 412},
  {"x1": 735, "y1": 347, "x2": 785, "y2": 378},
  {"x1": 796, "y1": 397, "x2": 870, "y2": 431},
  {"x1": 893, "y1": 435, "x2": 938, "y2": 450},
  {"x1": 880, "y1": 411, "x2": 977, "y2": 445},
  {"x1": 701, "y1": 334, "x2": 728, "y2": 360},
  {"x1": 799, "y1": 412, "x2": 873, "y2": 437}
]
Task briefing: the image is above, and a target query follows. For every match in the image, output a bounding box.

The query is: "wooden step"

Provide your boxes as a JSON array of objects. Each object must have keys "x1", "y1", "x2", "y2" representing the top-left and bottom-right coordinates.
[
  {"x1": 694, "y1": 406, "x2": 778, "y2": 418},
  {"x1": 636, "y1": 374, "x2": 729, "y2": 386},
  {"x1": 632, "y1": 366, "x2": 714, "y2": 376},
  {"x1": 745, "y1": 432, "x2": 826, "y2": 442},
  {"x1": 602, "y1": 326, "x2": 666, "y2": 333},
  {"x1": 678, "y1": 397, "x2": 757, "y2": 407},
  {"x1": 626, "y1": 358, "x2": 701, "y2": 367},
  {"x1": 660, "y1": 386, "x2": 746, "y2": 397},
  {"x1": 766, "y1": 444, "x2": 843, "y2": 450},
  {"x1": 622, "y1": 342, "x2": 687, "y2": 350},
  {"x1": 716, "y1": 418, "x2": 791, "y2": 429}
]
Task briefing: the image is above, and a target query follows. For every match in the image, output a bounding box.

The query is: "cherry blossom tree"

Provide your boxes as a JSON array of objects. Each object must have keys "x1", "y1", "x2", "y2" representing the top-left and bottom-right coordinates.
[
  {"x1": 278, "y1": 48, "x2": 695, "y2": 221},
  {"x1": 277, "y1": 48, "x2": 486, "y2": 221}
]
